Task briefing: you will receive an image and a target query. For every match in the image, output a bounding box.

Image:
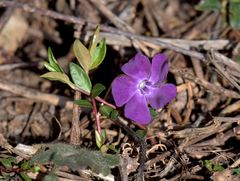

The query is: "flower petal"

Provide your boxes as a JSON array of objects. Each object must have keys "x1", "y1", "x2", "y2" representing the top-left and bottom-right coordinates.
[
  {"x1": 112, "y1": 75, "x2": 138, "y2": 107},
  {"x1": 149, "y1": 54, "x2": 169, "y2": 84},
  {"x1": 124, "y1": 91, "x2": 151, "y2": 125},
  {"x1": 145, "y1": 83, "x2": 177, "y2": 109},
  {"x1": 121, "y1": 53, "x2": 151, "y2": 81}
]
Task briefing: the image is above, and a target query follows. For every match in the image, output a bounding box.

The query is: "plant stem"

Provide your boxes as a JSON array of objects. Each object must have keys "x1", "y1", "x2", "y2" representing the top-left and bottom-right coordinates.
[
  {"x1": 95, "y1": 96, "x2": 116, "y2": 109},
  {"x1": 74, "y1": 87, "x2": 116, "y2": 109},
  {"x1": 92, "y1": 98, "x2": 101, "y2": 134}
]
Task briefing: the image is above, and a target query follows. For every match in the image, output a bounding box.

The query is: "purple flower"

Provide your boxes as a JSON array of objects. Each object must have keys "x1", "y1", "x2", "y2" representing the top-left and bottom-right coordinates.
[{"x1": 112, "y1": 53, "x2": 177, "y2": 125}]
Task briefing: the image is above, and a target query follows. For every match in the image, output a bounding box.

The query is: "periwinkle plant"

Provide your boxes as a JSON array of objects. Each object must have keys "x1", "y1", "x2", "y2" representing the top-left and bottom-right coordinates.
[{"x1": 42, "y1": 26, "x2": 177, "y2": 151}]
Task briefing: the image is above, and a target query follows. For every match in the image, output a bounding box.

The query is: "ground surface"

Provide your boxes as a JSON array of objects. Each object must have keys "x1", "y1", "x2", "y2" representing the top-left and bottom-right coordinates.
[{"x1": 1, "y1": 0, "x2": 240, "y2": 181}]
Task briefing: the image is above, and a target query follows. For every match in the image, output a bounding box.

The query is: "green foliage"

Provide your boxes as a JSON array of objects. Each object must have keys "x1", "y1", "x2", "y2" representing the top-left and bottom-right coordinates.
[
  {"x1": 90, "y1": 38, "x2": 106, "y2": 69},
  {"x1": 88, "y1": 25, "x2": 107, "y2": 70},
  {"x1": 43, "y1": 174, "x2": 57, "y2": 181},
  {"x1": 99, "y1": 105, "x2": 119, "y2": 121},
  {"x1": 204, "y1": 160, "x2": 224, "y2": 172},
  {"x1": 196, "y1": 0, "x2": 221, "y2": 11},
  {"x1": 42, "y1": 26, "x2": 107, "y2": 98},
  {"x1": 196, "y1": 0, "x2": 240, "y2": 28},
  {"x1": 20, "y1": 172, "x2": 31, "y2": 181},
  {"x1": 44, "y1": 47, "x2": 64, "y2": 73},
  {"x1": 150, "y1": 107, "x2": 158, "y2": 119},
  {"x1": 89, "y1": 25, "x2": 100, "y2": 55},
  {"x1": 0, "y1": 157, "x2": 16, "y2": 168},
  {"x1": 20, "y1": 161, "x2": 31, "y2": 170},
  {"x1": 40, "y1": 72, "x2": 75, "y2": 89},
  {"x1": 110, "y1": 110, "x2": 119, "y2": 121},
  {"x1": 95, "y1": 129, "x2": 107, "y2": 149},
  {"x1": 99, "y1": 105, "x2": 113, "y2": 117},
  {"x1": 232, "y1": 168, "x2": 240, "y2": 175},
  {"x1": 91, "y1": 83, "x2": 106, "y2": 97},
  {"x1": 74, "y1": 99, "x2": 92, "y2": 108},
  {"x1": 0, "y1": 156, "x2": 39, "y2": 181},
  {"x1": 30, "y1": 143, "x2": 120, "y2": 176},
  {"x1": 95, "y1": 130, "x2": 103, "y2": 148},
  {"x1": 69, "y1": 62, "x2": 92, "y2": 93},
  {"x1": 229, "y1": 0, "x2": 240, "y2": 28},
  {"x1": 135, "y1": 129, "x2": 147, "y2": 139},
  {"x1": 73, "y1": 39, "x2": 91, "y2": 73}
]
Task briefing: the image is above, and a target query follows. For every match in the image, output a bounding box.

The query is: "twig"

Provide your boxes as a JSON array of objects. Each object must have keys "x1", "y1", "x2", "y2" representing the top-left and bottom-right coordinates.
[
  {"x1": 208, "y1": 50, "x2": 240, "y2": 92},
  {"x1": 0, "y1": 78, "x2": 73, "y2": 109},
  {"x1": 0, "y1": 7, "x2": 13, "y2": 31},
  {"x1": 83, "y1": 31, "x2": 229, "y2": 50},
  {"x1": 0, "y1": 0, "x2": 205, "y2": 60},
  {"x1": 0, "y1": 62, "x2": 40, "y2": 71},
  {"x1": 70, "y1": 91, "x2": 81, "y2": 145},
  {"x1": 88, "y1": 0, "x2": 150, "y2": 55},
  {"x1": 117, "y1": 117, "x2": 146, "y2": 181},
  {"x1": 171, "y1": 68, "x2": 240, "y2": 99}
]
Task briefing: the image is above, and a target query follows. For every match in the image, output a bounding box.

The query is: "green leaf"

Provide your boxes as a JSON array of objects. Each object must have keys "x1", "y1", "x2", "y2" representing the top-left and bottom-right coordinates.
[
  {"x1": 95, "y1": 130, "x2": 103, "y2": 148},
  {"x1": 20, "y1": 161, "x2": 30, "y2": 170},
  {"x1": 135, "y1": 129, "x2": 147, "y2": 139},
  {"x1": 232, "y1": 168, "x2": 240, "y2": 175},
  {"x1": 99, "y1": 105, "x2": 113, "y2": 117},
  {"x1": 101, "y1": 129, "x2": 107, "y2": 143},
  {"x1": 69, "y1": 62, "x2": 92, "y2": 93},
  {"x1": 196, "y1": 0, "x2": 221, "y2": 11},
  {"x1": 47, "y1": 47, "x2": 64, "y2": 72},
  {"x1": 204, "y1": 160, "x2": 213, "y2": 172},
  {"x1": 74, "y1": 99, "x2": 92, "y2": 108},
  {"x1": 212, "y1": 164, "x2": 224, "y2": 172},
  {"x1": 73, "y1": 39, "x2": 91, "y2": 73},
  {"x1": 0, "y1": 157, "x2": 16, "y2": 168},
  {"x1": 89, "y1": 25, "x2": 100, "y2": 55},
  {"x1": 41, "y1": 72, "x2": 75, "y2": 89},
  {"x1": 32, "y1": 165, "x2": 41, "y2": 173},
  {"x1": 150, "y1": 107, "x2": 158, "y2": 119},
  {"x1": 30, "y1": 143, "x2": 120, "y2": 176},
  {"x1": 108, "y1": 144, "x2": 118, "y2": 153},
  {"x1": 43, "y1": 175, "x2": 57, "y2": 181},
  {"x1": 20, "y1": 173, "x2": 31, "y2": 181},
  {"x1": 229, "y1": 0, "x2": 240, "y2": 28},
  {"x1": 110, "y1": 110, "x2": 119, "y2": 121},
  {"x1": 91, "y1": 83, "x2": 106, "y2": 97},
  {"x1": 90, "y1": 38, "x2": 106, "y2": 69},
  {"x1": 44, "y1": 62, "x2": 57, "y2": 72},
  {"x1": 100, "y1": 145, "x2": 109, "y2": 153}
]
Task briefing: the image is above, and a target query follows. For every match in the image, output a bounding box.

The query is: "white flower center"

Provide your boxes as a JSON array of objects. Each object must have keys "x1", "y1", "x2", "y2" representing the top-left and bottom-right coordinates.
[{"x1": 139, "y1": 80, "x2": 146, "y2": 90}]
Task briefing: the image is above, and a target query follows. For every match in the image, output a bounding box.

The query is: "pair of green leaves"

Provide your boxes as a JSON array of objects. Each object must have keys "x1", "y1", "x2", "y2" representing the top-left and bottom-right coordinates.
[
  {"x1": 74, "y1": 83, "x2": 106, "y2": 108},
  {"x1": 196, "y1": 0, "x2": 240, "y2": 28},
  {"x1": 41, "y1": 48, "x2": 76, "y2": 90},
  {"x1": 42, "y1": 49, "x2": 92, "y2": 94},
  {"x1": 73, "y1": 26, "x2": 106, "y2": 73}
]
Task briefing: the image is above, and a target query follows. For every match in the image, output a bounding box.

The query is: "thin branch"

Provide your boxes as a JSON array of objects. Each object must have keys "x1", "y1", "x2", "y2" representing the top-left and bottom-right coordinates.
[
  {"x1": 0, "y1": 0, "x2": 205, "y2": 60},
  {"x1": 70, "y1": 91, "x2": 81, "y2": 145},
  {"x1": 0, "y1": 78, "x2": 73, "y2": 109},
  {"x1": 117, "y1": 117, "x2": 146, "y2": 181}
]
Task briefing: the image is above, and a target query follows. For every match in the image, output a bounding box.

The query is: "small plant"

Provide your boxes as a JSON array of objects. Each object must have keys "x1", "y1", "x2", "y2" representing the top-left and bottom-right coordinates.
[
  {"x1": 196, "y1": 0, "x2": 240, "y2": 28},
  {"x1": 0, "y1": 156, "x2": 40, "y2": 181},
  {"x1": 41, "y1": 25, "x2": 177, "y2": 176}
]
